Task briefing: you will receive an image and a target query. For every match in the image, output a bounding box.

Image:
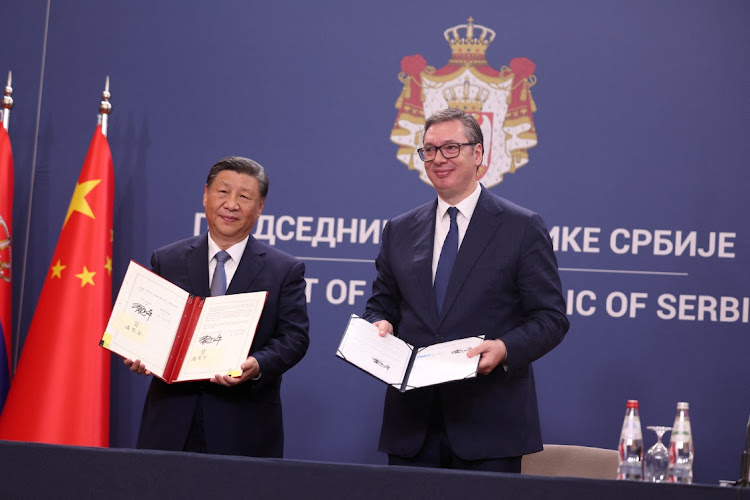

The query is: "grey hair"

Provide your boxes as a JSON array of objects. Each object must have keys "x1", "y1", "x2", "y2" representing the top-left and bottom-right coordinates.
[{"x1": 423, "y1": 108, "x2": 484, "y2": 150}]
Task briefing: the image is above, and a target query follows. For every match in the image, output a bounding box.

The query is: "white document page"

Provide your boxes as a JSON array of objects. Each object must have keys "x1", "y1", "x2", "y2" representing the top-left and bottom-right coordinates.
[
  {"x1": 336, "y1": 315, "x2": 412, "y2": 387},
  {"x1": 403, "y1": 336, "x2": 484, "y2": 391},
  {"x1": 175, "y1": 291, "x2": 266, "y2": 382},
  {"x1": 102, "y1": 261, "x2": 189, "y2": 378}
]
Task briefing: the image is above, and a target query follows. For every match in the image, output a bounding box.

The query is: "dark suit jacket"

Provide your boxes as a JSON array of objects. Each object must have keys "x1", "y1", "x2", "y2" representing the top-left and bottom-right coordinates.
[
  {"x1": 136, "y1": 233, "x2": 309, "y2": 457},
  {"x1": 363, "y1": 187, "x2": 569, "y2": 460}
]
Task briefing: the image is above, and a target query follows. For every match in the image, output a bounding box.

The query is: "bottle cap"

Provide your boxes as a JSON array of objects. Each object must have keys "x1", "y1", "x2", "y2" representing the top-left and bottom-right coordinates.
[
  {"x1": 677, "y1": 402, "x2": 689, "y2": 410},
  {"x1": 626, "y1": 400, "x2": 639, "y2": 409}
]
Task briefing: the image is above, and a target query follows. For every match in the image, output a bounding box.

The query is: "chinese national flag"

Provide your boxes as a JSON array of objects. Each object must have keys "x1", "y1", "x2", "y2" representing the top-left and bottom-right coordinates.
[
  {"x1": 0, "y1": 125, "x2": 12, "y2": 412},
  {"x1": 0, "y1": 126, "x2": 113, "y2": 446}
]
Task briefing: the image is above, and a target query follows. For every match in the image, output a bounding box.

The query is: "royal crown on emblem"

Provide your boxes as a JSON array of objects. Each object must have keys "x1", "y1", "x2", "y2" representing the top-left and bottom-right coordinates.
[
  {"x1": 443, "y1": 17, "x2": 496, "y2": 60},
  {"x1": 443, "y1": 79, "x2": 489, "y2": 114}
]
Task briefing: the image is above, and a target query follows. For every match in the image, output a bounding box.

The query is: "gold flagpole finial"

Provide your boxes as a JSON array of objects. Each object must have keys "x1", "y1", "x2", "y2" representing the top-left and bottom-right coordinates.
[
  {"x1": 99, "y1": 75, "x2": 111, "y2": 137},
  {"x1": 2, "y1": 71, "x2": 13, "y2": 132}
]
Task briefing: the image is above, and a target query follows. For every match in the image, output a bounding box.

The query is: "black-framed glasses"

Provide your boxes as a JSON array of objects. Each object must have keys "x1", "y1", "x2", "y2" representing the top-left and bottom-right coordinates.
[{"x1": 417, "y1": 142, "x2": 476, "y2": 161}]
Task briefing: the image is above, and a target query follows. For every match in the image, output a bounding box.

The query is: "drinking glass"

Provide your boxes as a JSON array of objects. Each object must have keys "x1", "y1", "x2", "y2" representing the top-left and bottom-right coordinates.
[{"x1": 644, "y1": 426, "x2": 671, "y2": 482}]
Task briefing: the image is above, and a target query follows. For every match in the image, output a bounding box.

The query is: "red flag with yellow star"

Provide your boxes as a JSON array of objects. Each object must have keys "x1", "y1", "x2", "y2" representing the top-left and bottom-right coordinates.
[{"x1": 0, "y1": 126, "x2": 113, "y2": 446}]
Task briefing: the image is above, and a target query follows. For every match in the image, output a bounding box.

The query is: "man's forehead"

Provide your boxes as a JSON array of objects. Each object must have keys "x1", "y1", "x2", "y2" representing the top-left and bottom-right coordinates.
[
  {"x1": 423, "y1": 120, "x2": 467, "y2": 144},
  {"x1": 211, "y1": 171, "x2": 257, "y2": 188}
]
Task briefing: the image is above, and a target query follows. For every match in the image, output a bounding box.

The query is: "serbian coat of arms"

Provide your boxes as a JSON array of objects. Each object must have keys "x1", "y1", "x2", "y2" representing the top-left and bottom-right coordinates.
[
  {"x1": 391, "y1": 17, "x2": 538, "y2": 188},
  {"x1": 0, "y1": 216, "x2": 9, "y2": 283}
]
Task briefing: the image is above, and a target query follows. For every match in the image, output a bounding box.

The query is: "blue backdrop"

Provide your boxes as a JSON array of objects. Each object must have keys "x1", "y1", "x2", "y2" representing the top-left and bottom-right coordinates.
[{"x1": 2, "y1": 0, "x2": 749, "y2": 485}]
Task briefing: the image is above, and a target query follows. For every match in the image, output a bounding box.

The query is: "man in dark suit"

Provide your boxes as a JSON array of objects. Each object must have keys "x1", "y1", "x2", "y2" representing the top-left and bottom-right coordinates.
[
  {"x1": 363, "y1": 108, "x2": 569, "y2": 472},
  {"x1": 125, "y1": 156, "x2": 309, "y2": 458}
]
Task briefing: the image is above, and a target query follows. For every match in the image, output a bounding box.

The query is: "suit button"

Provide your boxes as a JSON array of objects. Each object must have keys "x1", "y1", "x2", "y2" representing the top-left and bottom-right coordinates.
[{"x1": 436, "y1": 335, "x2": 444, "y2": 341}]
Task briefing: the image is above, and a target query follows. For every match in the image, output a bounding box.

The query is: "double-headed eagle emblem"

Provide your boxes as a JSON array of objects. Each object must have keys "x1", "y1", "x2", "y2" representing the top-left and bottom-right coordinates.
[{"x1": 391, "y1": 17, "x2": 538, "y2": 187}]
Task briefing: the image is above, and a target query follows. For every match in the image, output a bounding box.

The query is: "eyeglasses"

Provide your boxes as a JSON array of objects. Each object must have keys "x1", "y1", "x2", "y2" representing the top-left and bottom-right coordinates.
[{"x1": 417, "y1": 142, "x2": 477, "y2": 161}]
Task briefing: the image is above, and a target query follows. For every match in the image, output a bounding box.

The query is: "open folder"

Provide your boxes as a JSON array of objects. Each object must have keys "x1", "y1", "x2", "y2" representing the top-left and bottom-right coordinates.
[
  {"x1": 336, "y1": 314, "x2": 483, "y2": 392},
  {"x1": 99, "y1": 261, "x2": 267, "y2": 383}
]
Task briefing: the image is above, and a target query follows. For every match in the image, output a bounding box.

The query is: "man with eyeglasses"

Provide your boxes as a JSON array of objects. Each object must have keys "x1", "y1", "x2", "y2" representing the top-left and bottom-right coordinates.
[{"x1": 363, "y1": 108, "x2": 568, "y2": 473}]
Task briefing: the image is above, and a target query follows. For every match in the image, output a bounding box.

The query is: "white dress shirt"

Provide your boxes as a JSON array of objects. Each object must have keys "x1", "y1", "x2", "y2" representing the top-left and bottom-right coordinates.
[
  {"x1": 432, "y1": 183, "x2": 482, "y2": 283},
  {"x1": 207, "y1": 233, "x2": 249, "y2": 290}
]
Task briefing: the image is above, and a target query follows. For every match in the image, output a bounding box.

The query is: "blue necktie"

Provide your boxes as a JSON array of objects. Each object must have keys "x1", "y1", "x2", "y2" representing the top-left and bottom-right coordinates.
[
  {"x1": 210, "y1": 250, "x2": 231, "y2": 296},
  {"x1": 434, "y1": 207, "x2": 458, "y2": 314}
]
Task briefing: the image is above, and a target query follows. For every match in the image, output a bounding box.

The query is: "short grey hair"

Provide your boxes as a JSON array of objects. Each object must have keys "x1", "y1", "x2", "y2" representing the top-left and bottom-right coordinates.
[{"x1": 423, "y1": 108, "x2": 484, "y2": 150}]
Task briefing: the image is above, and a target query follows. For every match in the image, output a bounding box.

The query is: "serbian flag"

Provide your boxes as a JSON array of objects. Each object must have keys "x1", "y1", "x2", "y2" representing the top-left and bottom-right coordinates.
[
  {"x1": 0, "y1": 126, "x2": 113, "y2": 446},
  {"x1": 0, "y1": 124, "x2": 12, "y2": 413}
]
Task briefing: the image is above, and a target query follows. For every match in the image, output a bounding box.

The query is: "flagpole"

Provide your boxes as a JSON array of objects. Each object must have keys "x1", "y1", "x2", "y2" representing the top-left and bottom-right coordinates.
[
  {"x1": 13, "y1": 0, "x2": 50, "y2": 371},
  {"x1": 1, "y1": 72, "x2": 12, "y2": 131},
  {"x1": 99, "y1": 76, "x2": 111, "y2": 137}
]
